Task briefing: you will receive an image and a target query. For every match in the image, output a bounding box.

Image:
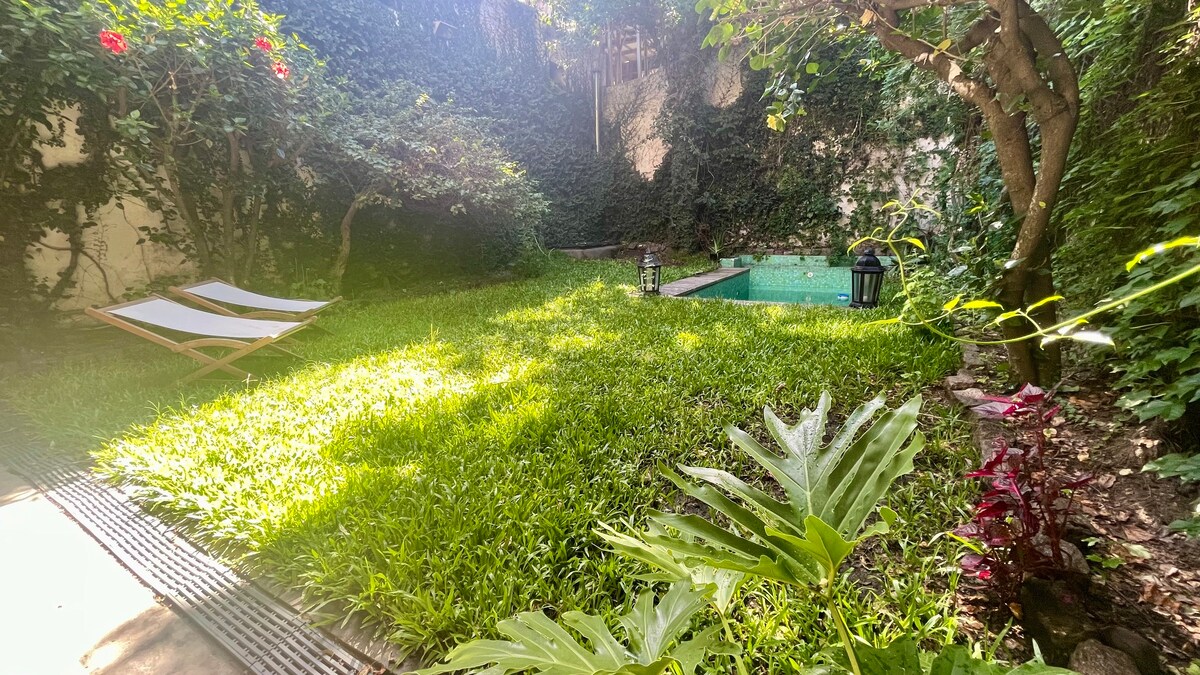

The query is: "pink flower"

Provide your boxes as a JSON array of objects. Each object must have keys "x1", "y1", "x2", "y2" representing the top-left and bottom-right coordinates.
[
  {"x1": 271, "y1": 60, "x2": 290, "y2": 79},
  {"x1": 254, "y1": 36, "x2": 273, "y2": 52},
  {"x1": 99, "y1": 30, "x2": 128, "y2": 55}
]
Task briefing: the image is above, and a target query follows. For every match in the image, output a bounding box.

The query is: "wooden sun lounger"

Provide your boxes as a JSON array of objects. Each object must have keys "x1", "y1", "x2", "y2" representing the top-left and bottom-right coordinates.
[
  {"x1": 85, "y1": 296, "x2": 313, "y2": 383},
  {"x1": 168, "y1": 278, "x2": 340, "y2": 322}
]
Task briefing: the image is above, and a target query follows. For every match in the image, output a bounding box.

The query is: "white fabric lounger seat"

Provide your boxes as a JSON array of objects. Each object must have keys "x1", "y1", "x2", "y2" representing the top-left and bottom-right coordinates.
[
  {"x1": 169, "y1": 278, "x2": 340, "y2": 321},
  {"x1": 86, "y1": 296, "x2": 312, "y2": 383}
]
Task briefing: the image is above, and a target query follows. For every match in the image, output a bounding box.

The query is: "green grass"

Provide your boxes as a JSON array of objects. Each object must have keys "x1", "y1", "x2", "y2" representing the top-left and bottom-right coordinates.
[{"x1": 4, "y1": 258, "x2": 976, "y2": 667}]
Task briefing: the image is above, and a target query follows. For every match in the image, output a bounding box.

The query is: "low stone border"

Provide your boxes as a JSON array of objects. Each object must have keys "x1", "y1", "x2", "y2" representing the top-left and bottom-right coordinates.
[{"x1": 554, "y1": 245, "x2": 623, "y2": 260}]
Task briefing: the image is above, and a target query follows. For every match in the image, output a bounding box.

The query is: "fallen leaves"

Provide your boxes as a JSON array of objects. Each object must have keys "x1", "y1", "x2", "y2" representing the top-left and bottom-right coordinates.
[{"x1": 1122, "y1": 525, "x2": 1159, "y2": 543}]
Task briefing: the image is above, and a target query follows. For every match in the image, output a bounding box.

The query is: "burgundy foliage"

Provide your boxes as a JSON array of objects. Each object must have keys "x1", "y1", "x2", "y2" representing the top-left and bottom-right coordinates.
[{"x1": 955, "y1": 384, "x2": 1090, "y2": 599}]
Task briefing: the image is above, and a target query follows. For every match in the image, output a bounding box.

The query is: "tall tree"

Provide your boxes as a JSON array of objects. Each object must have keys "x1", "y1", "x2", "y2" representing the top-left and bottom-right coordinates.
[
  {"x1": 310, "y1": 88, "x2": 548, "y2": 290},
  {"x1": 699, "y1": 0, "x2": 1080, "y2": 385}
]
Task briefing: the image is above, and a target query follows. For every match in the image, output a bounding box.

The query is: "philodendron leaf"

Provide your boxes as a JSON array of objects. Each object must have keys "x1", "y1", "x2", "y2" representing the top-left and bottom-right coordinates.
[
  {"x1": 767, "y1": 515, "x2": 856, "y2": 579},
  {"x1": 632, "y1": 392, "x2": 923, "y2": 591},
  {"x1": 613, "y1": 658, "x2": 676, "y2": 675},
  {"x1": 756, "y1": 392, "x2": 924, "y2": 537},
  {"x1": 413, "y1": 582, "x2": 723, "y2": 675},
  {"x1": 619, "y1": 581, "x2": 710, "y2": 665},
  {"x1": 843, "y1": 637, "x2": 922, "y2": 674},
  {"x1": 595, "y1": 522, "x2": 746, "y2": 612}
]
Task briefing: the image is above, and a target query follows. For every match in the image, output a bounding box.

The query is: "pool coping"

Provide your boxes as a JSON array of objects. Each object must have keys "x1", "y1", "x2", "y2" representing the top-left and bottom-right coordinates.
[{"x1": 659, "y1": 267, "x2": 750, "y2": 297}]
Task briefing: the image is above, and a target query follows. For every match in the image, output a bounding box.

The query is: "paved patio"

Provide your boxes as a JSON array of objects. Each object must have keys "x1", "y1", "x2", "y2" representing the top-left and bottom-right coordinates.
[{"x1": 0, "y1": 466, "x2": 245, "y2": 674}]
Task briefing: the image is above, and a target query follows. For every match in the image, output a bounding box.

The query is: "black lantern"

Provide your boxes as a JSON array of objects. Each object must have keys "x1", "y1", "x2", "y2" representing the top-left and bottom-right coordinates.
[
  {"x1": 637, "y1": 252, "x2": 662, "y2": 295},
  {"x1": 849, "y1": 249, "x2": 885, "y2": 309}
]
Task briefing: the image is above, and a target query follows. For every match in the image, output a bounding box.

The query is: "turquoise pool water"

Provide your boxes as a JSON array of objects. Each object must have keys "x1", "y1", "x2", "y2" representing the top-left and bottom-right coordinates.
[{"x1": 685, "y1": 256, "x2": 856, "y2": 306}]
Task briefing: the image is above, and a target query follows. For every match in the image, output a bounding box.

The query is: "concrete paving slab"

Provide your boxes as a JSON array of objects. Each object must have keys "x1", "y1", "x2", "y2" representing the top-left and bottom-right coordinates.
[
  {"x1": 659, "y1": 266, "x2": 749, "y2": 297},
  {"x1": 0, "y1": 467, "x2": 245, "y2": 675}
]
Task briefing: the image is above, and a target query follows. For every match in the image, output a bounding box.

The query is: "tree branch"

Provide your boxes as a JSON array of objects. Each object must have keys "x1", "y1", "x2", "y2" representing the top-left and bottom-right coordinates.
[
  {"x1": 1018, "y1": 1, "x2": 1079, "y2": 113},
  {"x1": 985, "y1": 0, "x2": 1071, "y2": 123},
  {"x1": 949, "y1": 13, "x2": 1000, "y2": 57},
  {"x1": 38, "y1": 237, "x2": 120, "y2": 303},
  {"x1": 867, "y1": 8, "x2": 999, "y2": 113},
  {"x1": 876, "y1": 0, "x2": 971, "y2": 9}
]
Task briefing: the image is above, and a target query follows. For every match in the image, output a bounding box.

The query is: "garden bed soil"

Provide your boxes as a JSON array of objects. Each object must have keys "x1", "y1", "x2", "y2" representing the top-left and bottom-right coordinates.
[{"x1": 950, "y1": 344, "x2": 1200, "y2": 668}]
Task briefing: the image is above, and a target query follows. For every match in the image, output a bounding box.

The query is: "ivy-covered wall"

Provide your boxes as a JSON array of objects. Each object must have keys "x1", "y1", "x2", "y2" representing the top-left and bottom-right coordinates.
[
  {"x1": 589, "y1": 11, "x2": 966, "y2": 256},
  {"x1": 265, "y1": 0, "x2": 612, "y2": 254},
  {"x1": 1, "y1": 0, "x2": 968, "y2": 310},
  {"x1": 268, "y1": 0, "x2": 966, "y2": 259}
]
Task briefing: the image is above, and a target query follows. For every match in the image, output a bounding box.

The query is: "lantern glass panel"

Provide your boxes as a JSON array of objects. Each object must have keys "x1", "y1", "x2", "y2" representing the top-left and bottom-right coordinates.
[{"x1": 861, "y1": 272, "x2": 882, "y2": 304}]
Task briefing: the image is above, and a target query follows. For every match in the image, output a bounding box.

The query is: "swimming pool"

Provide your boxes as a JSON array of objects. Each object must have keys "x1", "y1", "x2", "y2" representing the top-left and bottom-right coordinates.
[{"x1": 678, "y1": 255, "x2": 883, "y2": 306}]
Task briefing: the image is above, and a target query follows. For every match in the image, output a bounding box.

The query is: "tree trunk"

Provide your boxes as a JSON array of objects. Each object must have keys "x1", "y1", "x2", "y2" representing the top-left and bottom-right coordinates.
[
  {"x1": 865, "y1": 0, "x2": 1078, "y2": 385},
  {"x1": 241, "y1": 191, "x2": 264, "y2": 283},
  {"x1": 160, "y1": 150, "x2": 213, "y2": 274},
  {"x1": 220, "y1": 131, "x2": 241, "y2": 283},
  {"x1": 987, "y1": 1, "x2": 1079, "y2": 385},
  {"x1": 331, "y1": 199, "x2": 361, "y2": 290}
]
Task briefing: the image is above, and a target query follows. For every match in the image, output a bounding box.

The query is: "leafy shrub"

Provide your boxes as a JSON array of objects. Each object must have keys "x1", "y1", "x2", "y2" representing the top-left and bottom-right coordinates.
[
  {"x1": 266, "y1": 0, "x2": 607, "y2": 249},
  {"x1": 310, "y1": 85, "x2": 548, "y2": 288},
  {"x1": 1143, "y1": 453, "x2": 1200, "y2": 537},
  {"x1": 95, "y1": 0, "x2": 327, "y2": 282},
  {"x1": 416, "y1": 581, "x2": 735, "y2": 675},
  {"x1": 1057, "y1": 3, "x2": 1200, "y2": 423},
  {"x1": 1105, "y1": 240, "x2": 1200, "y2": 423}
]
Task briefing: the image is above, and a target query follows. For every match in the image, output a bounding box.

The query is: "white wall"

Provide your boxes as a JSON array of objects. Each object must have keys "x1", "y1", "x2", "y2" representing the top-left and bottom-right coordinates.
[
  {"x1": 27, "y1": 106, "x2": 194, "y2": 311},
  {"x1": 603, "y1": 56, "x2": 744, "y2": 180}
]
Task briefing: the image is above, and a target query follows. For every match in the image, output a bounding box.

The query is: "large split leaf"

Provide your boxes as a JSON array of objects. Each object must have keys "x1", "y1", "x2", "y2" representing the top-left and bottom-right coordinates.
[
  {"x1": 595, "y1": 522, "x2": 745, "y2": 612},
  {"x1": 414, "y1": 581, "x2": 732, "y2": 674},
  {"x1": 632, "y1": 392, "x2": 925, "y2": 586}
]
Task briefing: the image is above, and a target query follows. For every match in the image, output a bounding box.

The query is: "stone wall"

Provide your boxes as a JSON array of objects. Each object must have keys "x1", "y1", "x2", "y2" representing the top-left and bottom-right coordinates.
[{"x1": 604, "y1": 62, "x2": 954, "y2": 240}]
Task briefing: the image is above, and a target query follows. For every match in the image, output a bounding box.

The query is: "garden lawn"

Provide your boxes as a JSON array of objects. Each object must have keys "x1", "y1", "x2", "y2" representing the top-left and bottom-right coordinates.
[{"x1": 4, "y1": 258, "x2": 975, "y2": 667}]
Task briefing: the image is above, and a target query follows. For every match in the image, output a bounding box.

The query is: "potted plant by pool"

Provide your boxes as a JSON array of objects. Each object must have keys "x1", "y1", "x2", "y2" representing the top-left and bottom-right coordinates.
[
  {"x1": 849, "y1": 249, "x2": 885, "y2": 309},
  {"x1": 707, "y1": 229, "x2": 726, "y2": 261}
]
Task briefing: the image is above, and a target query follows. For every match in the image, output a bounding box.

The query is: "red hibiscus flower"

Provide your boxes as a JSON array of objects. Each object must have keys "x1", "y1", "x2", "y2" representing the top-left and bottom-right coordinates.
[
  {"x1": 254, "y1": 36, "x2": 272, "y2": 52},
  {"x1": 271, "y1": 61, "x2": 290, "y2": 79},
  {"x1": 99, "y1": 30, "x2": 128, "y2": 55}
]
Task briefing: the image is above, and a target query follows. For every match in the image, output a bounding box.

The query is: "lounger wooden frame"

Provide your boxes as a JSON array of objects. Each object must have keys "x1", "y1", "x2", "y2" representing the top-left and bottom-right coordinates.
[
  {"x1": 85, "y1": 295, "x2": 313, "y2": 384},
  {"x1": 169, "y1": 277, "x2": 341, "y2": 322}
]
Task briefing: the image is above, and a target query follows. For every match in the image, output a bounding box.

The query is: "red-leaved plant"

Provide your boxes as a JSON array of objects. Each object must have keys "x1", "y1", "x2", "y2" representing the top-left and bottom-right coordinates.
[{"x1": 954, "y1": 384, "x2": 1091, "y2": 601}]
